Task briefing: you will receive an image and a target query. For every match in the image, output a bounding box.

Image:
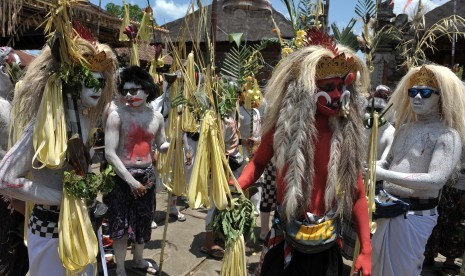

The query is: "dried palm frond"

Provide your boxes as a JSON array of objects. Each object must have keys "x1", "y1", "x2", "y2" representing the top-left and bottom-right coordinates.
[
  {"x1": 40, "y1": 0, "x2": 87, "y2": 65},
  {"x1": 400, "y1": 15, "x2": 465, "y2": 68},
  {"x1": 1, "y1": 0, "x2": 23, "y2": 37}
]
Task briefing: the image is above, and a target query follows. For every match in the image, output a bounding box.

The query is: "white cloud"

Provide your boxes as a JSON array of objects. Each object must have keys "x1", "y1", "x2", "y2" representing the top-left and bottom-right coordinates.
[
  {"x1": 153, "y1": 0, "x2": 191, "y2": 24},
  {"x1": 392, "y1": 0, "x2": 445, "y2": 16}
]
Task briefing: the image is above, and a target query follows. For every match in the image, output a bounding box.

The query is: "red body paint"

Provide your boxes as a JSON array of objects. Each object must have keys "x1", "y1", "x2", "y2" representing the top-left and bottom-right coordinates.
[{"x1": 125, "y1": 124, "x2": 154, "y2": 162}]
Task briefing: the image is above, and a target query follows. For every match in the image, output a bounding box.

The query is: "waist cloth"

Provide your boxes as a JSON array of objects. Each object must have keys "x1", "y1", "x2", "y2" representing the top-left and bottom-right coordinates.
[
  {"x1": 103, "y1": 166, "x2": 155, "y2": 244},
  {"x1": 256, "y1": 209, "x2": 342, "y2": 276},
  {"x1": 371, "y1": 207, "x2": 438, "y2": 276}
]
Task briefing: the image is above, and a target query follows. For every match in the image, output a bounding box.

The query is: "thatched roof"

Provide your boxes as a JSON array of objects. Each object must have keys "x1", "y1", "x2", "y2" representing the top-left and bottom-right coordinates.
[
  {"x1": 424, "y1": 1, "x2": 465, "y2": 30},
  {"x1": 160, "y1": 0, "x2": 293, "y2": 43},
  {"x1": 0, "y1": 0, "x2": 168, "y2": 49}
]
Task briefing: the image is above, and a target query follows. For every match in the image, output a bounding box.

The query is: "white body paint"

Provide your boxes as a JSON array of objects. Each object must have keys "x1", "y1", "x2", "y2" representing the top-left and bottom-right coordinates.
[
  {"x1": 0, "y1": 97, "x2": 10, "y2": 159},
  {"x1": 376, "y1": 92, "x2": 461, "y2": 198},
  {"x1": 104, "y1": 101, "x2": 169, "y2": 191}
]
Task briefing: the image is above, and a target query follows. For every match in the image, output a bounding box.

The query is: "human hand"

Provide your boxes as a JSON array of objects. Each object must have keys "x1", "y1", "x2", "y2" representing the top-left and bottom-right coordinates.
[
  {"x1": 185, "y1": 150, "x2": 192, "y2": 166},
  {"x1": 132, "y1": 183, "x2": 147, "y2": 199},
  {"x1": 353, "y1": 250, "x2": 371, "y2": 276}
]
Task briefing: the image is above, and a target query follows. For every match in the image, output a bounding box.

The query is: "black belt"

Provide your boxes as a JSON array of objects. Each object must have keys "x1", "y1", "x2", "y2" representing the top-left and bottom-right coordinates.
[
  {"x1": 32, "y1": 206, "x2": 60, "y2": 223},
  {"x1": 397, "y1": 196, "x2": 438, "y2": 211}
]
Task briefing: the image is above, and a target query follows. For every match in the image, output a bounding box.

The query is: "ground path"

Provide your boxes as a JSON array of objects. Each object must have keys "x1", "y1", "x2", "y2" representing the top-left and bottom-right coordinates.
[{"x1": 105, "y1": 189, "x2": 452, "y2": 276}]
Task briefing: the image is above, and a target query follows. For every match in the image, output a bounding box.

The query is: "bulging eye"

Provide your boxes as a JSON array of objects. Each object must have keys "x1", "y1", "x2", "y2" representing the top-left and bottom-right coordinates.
[{"x1": 0, "y1": 66, "x2": 7, "y2": 75}]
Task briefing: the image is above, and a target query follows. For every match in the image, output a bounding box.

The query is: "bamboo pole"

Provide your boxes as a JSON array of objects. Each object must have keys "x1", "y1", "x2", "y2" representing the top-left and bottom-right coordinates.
[
  {"x1": 158, "y1": 190, "x2": 172, "y2": 275},
  {"x1": 350, "y1": 111, "x2": 378, "y2": 275}
]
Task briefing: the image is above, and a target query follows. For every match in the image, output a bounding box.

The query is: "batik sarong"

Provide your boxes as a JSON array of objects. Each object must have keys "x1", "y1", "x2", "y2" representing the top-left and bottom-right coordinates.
[{"x1": 104, "y1": 166, "x2": 155, "y2": 244}]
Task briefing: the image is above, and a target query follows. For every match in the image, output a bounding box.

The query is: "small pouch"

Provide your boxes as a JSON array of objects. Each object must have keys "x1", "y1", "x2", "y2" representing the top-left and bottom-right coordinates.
[
  {"x1": 373, "y1": 189, "x2": 410, "y2": 219},
  {"x1": 275, "y1": 206, "x2": 339, "y2": 254}
]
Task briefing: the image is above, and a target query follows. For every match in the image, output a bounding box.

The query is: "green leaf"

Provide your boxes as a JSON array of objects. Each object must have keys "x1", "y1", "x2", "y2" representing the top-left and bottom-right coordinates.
[{"x1": 228, "y1": 33, "x2": 244, "y2": 48}]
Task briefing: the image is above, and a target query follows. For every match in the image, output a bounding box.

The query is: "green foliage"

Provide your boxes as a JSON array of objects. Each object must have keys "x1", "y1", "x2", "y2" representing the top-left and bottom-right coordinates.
[
  {"x1": 105, "y1": 3, "x2": 155, "y2": 24},
  {"x1": 210, "y1": 195, "x2": 256, "y2": 248},
  {"x1": 297, "y1": 0, "x2": 322, "y2": 29},
  {"x1": 59, "y1": 63, "x2": 104, "y2": 97},
  {"x1": 228, "y1": 33, "x2": 244, "y2": 48},
  {"x1": 220, "y1": 36, "x2": 269, "y2": 86},
  {"x1": 281, "y1": 0, "x2": 298, "y2": 31},
  {"x1": 331, "y1": 18, "x2": 359, "y2": 52},
  {"x1": 355, "y1": 0, "x2": 376, "y2": 24},
  {"x1": 64, "y1": 164, "x2": 115, "y2": 206},
  {"x1": 217, "y1": 81, "x2": 239, "y2": 120},
  {"x1": 5, "y1": 62, "x2": 23, "y2": 84}
]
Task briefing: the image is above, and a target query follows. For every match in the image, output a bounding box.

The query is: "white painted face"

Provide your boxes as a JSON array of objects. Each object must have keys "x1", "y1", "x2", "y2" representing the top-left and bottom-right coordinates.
[
  {"x1": 408, "y1": 85, "x2": 440, "y2": 116},
  {"x1": 123, "y1": 82, "x2": 148, "y2": 108},
  {"x1": 81, "y1": 72, "x2": 104, "y2": 108}
]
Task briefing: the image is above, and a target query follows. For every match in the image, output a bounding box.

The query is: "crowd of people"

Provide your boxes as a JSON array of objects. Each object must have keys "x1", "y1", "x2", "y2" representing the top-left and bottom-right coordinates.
[{"x1": 0, "y1": 21, "x2": 464, "y2": 276}]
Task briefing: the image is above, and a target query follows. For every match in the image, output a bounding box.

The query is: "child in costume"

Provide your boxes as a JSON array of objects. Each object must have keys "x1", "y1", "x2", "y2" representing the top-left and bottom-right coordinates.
[
  {"x1": 237, "y1": 29, "x2": 372, "y2": 275},
  {"x1": 104, "y1": 66, "x2": 169, "y2": 276}
]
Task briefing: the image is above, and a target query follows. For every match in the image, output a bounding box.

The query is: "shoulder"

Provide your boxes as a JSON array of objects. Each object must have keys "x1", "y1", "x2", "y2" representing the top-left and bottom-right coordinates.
[
  {"x1": 107, "y1": 109, "x2": 122, "y2": 124},
  {"x1": 149, "y1": 108, "x2": 164, "y2": 121},
  {"x1": 438, "y1": 127, "x2": 460, "y2": 141}
]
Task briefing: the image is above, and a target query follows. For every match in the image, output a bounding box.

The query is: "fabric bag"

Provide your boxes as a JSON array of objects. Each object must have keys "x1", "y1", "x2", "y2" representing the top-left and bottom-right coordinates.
[
  {"x1": 373, "y1": 189, "x2": 410, "y2": 219},
  {"x1": 275, "y1": 206, "x2": 340, "y2": 254}
]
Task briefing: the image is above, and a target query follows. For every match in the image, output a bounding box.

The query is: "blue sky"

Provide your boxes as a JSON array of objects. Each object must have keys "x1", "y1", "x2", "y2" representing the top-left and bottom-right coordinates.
[{"x1": 89, "y1": 0, "x2": 449, "y2": 34}]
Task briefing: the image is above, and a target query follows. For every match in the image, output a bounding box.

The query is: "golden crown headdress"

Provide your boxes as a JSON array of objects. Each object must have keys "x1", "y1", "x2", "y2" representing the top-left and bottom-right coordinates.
[
  {"x1": 304, "y1": 28, "x2": 356, "y2": 79},
  {"x1": 409, "y1": 66, "x2": 439, "y2": 89},
  {"x1": 84, "y1": 51, "x2": 113, "y2": 73}
]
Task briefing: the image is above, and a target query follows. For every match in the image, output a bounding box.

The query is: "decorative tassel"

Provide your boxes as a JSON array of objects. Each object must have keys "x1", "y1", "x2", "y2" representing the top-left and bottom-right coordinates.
[
  {"x1": 130, "y1": 43, "x2": 140, "y2": 66},
  {"x1": 119, "y1": 3, "x2": 130, "y2": 41},
  {"x1": 137, "y1": 8, "x2": 153, "y2": 43}
]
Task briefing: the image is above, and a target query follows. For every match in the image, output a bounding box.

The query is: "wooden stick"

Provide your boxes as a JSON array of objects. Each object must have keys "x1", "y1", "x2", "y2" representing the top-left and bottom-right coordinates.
[
  {"x1": 350, "y1": 112, "x2": 378, "y2": 275},
  {"x1": 158, "y1": 190, "x2": 172, "y2": 275}
]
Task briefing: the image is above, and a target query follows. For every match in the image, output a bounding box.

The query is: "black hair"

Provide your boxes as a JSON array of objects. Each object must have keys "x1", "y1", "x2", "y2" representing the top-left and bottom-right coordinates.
[{"x1": 118, "y1": 66, "x2": 160, "y2": 103}]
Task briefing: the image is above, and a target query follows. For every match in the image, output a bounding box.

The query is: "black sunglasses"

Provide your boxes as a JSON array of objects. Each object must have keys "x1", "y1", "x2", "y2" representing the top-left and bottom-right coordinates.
[
  {"x1": 407, "y1": 88, "x2": 440, "y2": 98},
  {"x1": 85, "y1": 78, "x2": 106, "y2": 90},
  {"x1": 121, "y1": 88, "x2": 144, "y2": 95},
  {"x1": 317, "y1": 82, "x2": 344, "y2": 93}
]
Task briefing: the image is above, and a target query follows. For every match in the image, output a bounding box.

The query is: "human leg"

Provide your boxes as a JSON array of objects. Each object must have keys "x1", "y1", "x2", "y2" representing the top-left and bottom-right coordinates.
[
  {"x1": 169, "y1": 195, "x2": 186, "y2": 221},
  {"x1": 113, "y1": 235, "x2": 128, "y2": 276},
  {"x1": 201, "y1": 206, "x2": 224, "y2": 259},
  {"x1": 132, "y1": 243, "x2": 157, "y2": 275}
]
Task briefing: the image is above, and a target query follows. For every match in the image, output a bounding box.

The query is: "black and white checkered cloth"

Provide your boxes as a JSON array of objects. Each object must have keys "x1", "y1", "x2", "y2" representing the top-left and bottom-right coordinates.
[
  {"x1": 28, "y1": 205, "x2": 60, "y2": 239},
  {"x1": 64, "y1": 93, "x2": 82, "y2": 138},
  {"x1": 260, "y1": 162, "x2": 277, "y2": 212}
]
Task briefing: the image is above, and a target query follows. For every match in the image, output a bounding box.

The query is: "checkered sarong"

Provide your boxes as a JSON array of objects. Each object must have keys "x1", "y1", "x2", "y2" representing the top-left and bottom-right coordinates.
[
  {"x1": 260, "y1": 162, "x2": 277, "y2": 212},
  {"x1": 28, "y1": 205, "x2": 60, "y2": 239}
]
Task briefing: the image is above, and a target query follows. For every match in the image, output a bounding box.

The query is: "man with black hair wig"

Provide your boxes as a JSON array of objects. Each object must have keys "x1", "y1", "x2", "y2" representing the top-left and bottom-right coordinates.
[
  {"x1": 104, "y1": 66, "x2": 169, "y2": 275},
  {"x1": 117, "y1": 65, "x2": 160, "y2": 105}
]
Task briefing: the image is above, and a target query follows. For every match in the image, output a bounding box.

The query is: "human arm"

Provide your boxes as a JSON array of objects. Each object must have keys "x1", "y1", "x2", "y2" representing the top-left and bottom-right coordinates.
[
  {"x1": 237, "y1": 129, "x2": 274, "y2": 190},
  {"x1": 182, "y1": 132, "x2": 192, "y2": 165},
  {"x1": 352, "y1": 173, "x2": 372, "y2": 276},
  {"x1": 378, "y1": 125, "x2": 394, "y2": 161},
  {"x1": 154, "y1": 113, "x2": 169, "y2": 153},
  {"x1": 104, "y1": 111, "x2": 145, "y2": 194},
  {"x1": 0, "y1": 123, "x2": 62, "y2": 205},
  {"x1": 376, "y1": 130, "x2": 461, "y2": 191}
]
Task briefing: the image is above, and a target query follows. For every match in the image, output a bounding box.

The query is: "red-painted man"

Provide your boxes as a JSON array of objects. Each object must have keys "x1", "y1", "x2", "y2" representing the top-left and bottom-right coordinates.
[{"x1": 237, "y1": 29, "x2": 372, "y2": 275}]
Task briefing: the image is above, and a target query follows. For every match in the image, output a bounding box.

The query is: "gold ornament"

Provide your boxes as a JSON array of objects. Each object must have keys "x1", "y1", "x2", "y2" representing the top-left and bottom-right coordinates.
[
  {"x1": 316, "y1": 53, "x2": 356, "y2": 80},
  {"x1": 409, "y1": 66, "x2": 439, "y2": 89},
  {"x1": 83, "y1": 51, "x2": 113, "y2": 73}
]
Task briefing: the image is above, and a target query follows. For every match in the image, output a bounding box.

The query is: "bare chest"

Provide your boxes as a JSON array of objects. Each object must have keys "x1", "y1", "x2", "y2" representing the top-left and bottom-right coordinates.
[{"x1": 389, "y1": 126, "x2": 440, "y2": 172}]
